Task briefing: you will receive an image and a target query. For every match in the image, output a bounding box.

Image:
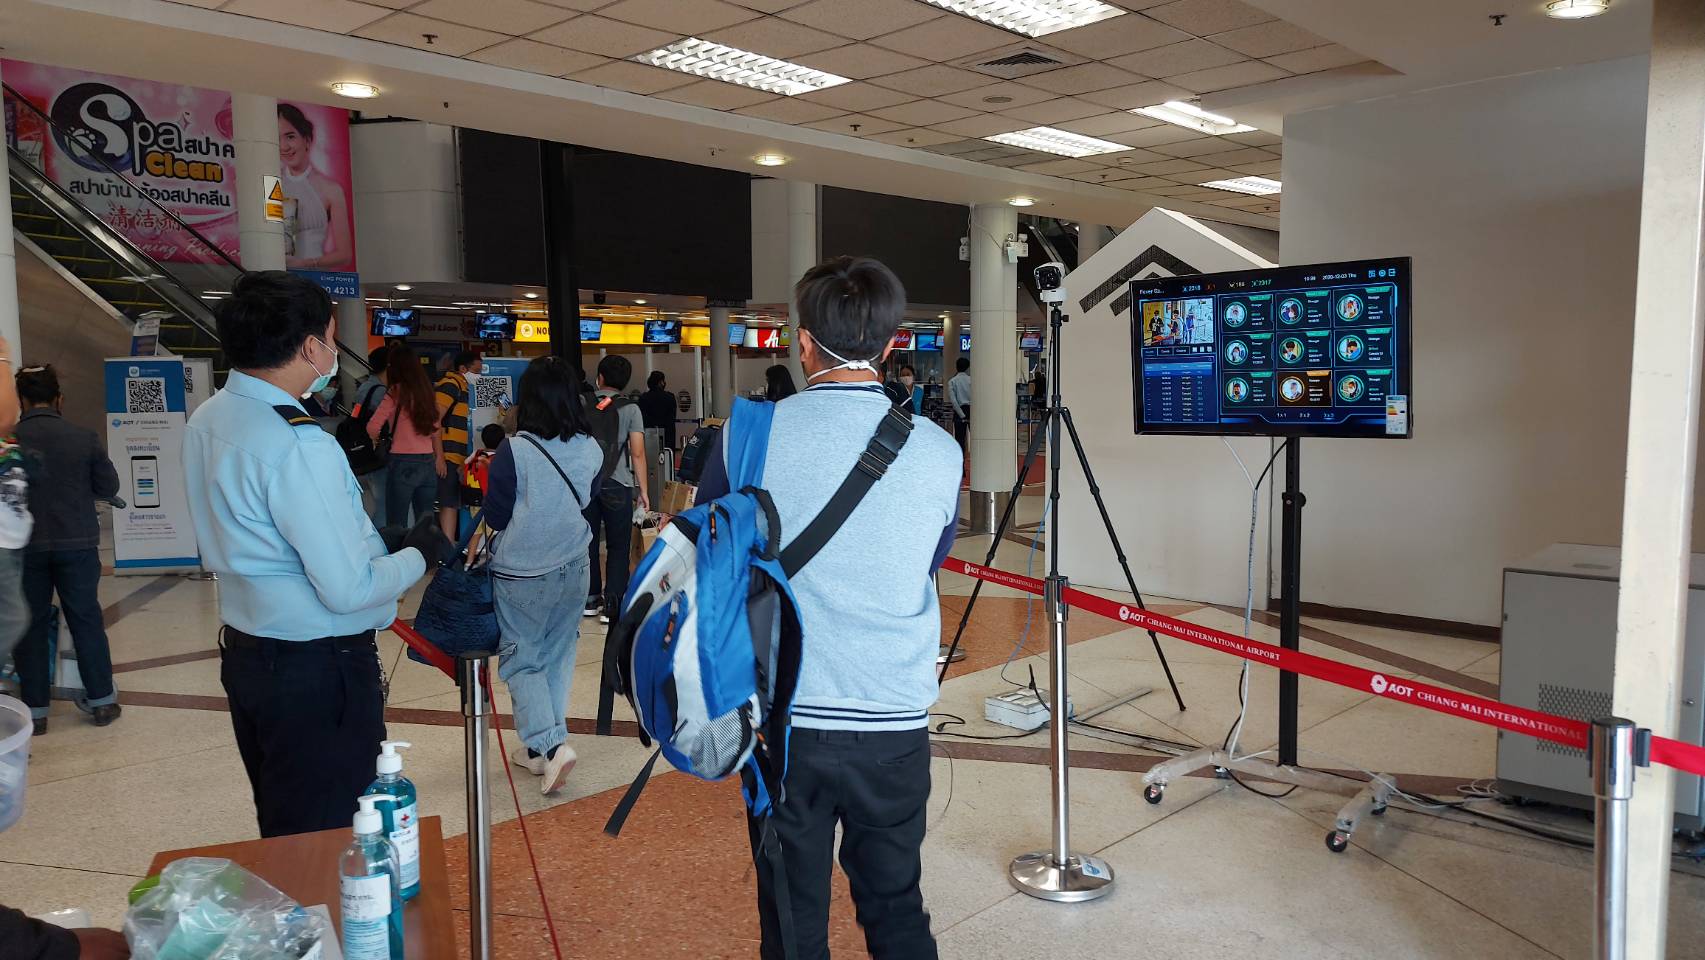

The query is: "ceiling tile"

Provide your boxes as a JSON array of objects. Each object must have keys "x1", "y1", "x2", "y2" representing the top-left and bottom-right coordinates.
[
  {"x1": 865, "y1": 127, "x2": 964, "y2": 147},
  {"x1": 1055, "y1": 111, "x2": 1157, "y2": 136},
  {"x1": 570, "y1": 59, "x2": 701, "y2": 94},
  {"x1": 1263, "y1": 43, "x2": 1369, "y2": 74},
  {"x1": 221, "y1": 0, "x2": 391, "y2": 32},
  {"x1": 1148, "y1": 135, "x2": 1245, "y2": 157},
  {"x1": 1209, "y1": 19, "x2": 1325, "y2": 58},
  {"x1": 939, "y1": 81, "x2": 1056, "y2": 110},
  {"x1": 1094, "y1": 147, "x2": 1169, "y2": 165},
  {"x1": 869, "y1": 64, "x2": 990, "y2": 97},
  {"x1": 656, "y1": 79, "x2": 780, "y2": 109},
  {"x1": 728, "y1": 0, "x2": 810, "y2": 9},
  {"x1": 781, "y1": 0, "x2": 941, "y2": 41},
  {"x1": 999, "y1": 97, "x2": 1105, "y2": 124},
  {"x1": 1022, "y1": 62, "x2": 1146, "y2": 96},
  {"x1": 1043, "y1": 14, "x2": 1189, "y2": 60},
  {"x1": 1129, "y1": 157, "x2": 1209, "y2": 176},
  {"x1": 985, "y1": 153, "x2": 1044, "y2": 167},
  {"x1": 1145, "y1": 183, "x2": 1209, "y2": 195},
  {"x1": 1232, "y1": 158, "x2": 1283, "y2": 175},
  {"x1": 1078, "y1": 79, "x2": 1191, "y2": 110},
  {"x1": 533, "y1": 0, "x2": 621, "y2": 7},
  {"x1": 410, "y1": 0, "x2": 571, "y2": 34},
  {"x1": 792, "y1": 43, "x2": 929, "y2": 80},
  {"x1": 1143, "y1": 0, "x2": 1273, "y2": 36},
  {"x1": 925, "y1": 139, "x2": 992, "y2": 155},
  {"x1": 1102, "y1": 124, "x2": 1206, "y2": 148},
  {"x1": 531, "y1": 15, "x2": 677, "y2": 56},
  {"x1": 929, "y1": 113, "x2": 1031, "y2": 138},
  {"x1": 796, "y1": 81, "x2": 916, "y2": 112},
  {"x1": 869, "y1": 98, "x2": 978, "y2": 126},
  {"x1": 870, "y1": 16, "x2": 1015, "y2": 60},
  {"x1": 354, "y1": 13, "x2": 508, "y2": 54},
  {"x1": 1115, "y1": 175, "x2": 1181, "y2": 190},
  {"x1": 1165, "y1": 59, "x2": 1287, "y2": 93},
  {"x1": 164, "y1": 0, "x2": 227, "y2": 7},
  {"x1": 1066, "y1": 169, "x2": 1140, "y2": 184},
  {"x1": 1108, "y1": 38, "x2": 1243, "y2": 77},
  {"x1": 467, "y1": 38, "x2": 608, "y2": 75},
  {"x1": 1227, "y1": 129, "x2": 1281, "y2": 147},
  {"x1": 1184, "y1": 167, "x2": 1239, "y2": 183},
  {"x1": 1017, "y1": 157, "x2": 1100, "y2": 175},
  {"x1": 701, "y1": 17, "x2": 845, "y2": 58},
  {"x1": 597, "y1": 0, "x2": 758, "y2": 35},
  {"x1": 734, "y1": 97, "x2": 848, "y2": 123},
  {"x1": 804, "y1": 113, "x2": 908, "y2": 136},
  {"x1": 1210, "y1": 146, "x2": 1280, "y2": 166}
]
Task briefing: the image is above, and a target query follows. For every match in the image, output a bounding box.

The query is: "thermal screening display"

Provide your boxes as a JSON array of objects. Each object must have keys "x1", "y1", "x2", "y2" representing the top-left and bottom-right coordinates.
[
  {"x1": 371, "y1": 309, "x2": 418, "y2": 337},
  {"x1": 1131, "y1": 257, "x2": 1411, "y2": 438},
  {"x1": 644, "y1": 320, "x2": 682, "y2": 344},
  {"x1": 477, "y1": 313, "x2": 517, "y2": 340},
  {"x1": 579, "y1": 318, "x2": 603, "y2": 342}
]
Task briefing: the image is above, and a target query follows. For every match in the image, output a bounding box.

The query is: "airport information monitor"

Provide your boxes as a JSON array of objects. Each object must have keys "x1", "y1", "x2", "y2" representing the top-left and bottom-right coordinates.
[
  {"x1": 371, "y1": 308, "x2": 417, "y2": 338},
  {"x1": 1131, "y1": 257, "x2": 1412, "y2": 438}
]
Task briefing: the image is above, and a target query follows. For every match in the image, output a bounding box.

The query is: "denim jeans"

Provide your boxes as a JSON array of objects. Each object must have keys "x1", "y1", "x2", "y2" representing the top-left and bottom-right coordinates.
[
  {"x1": 385, "y1": 454, "x2": 436, "y2": 529},
  {"x1": 17, "y1": 548, "x2": 116, "y2": 719},
  {"x1": 494, "y1": 557, "x2": 590, "y2": 756},
  {"x1": 0, "y1": 548, "x2": 26, "y2": 664}
]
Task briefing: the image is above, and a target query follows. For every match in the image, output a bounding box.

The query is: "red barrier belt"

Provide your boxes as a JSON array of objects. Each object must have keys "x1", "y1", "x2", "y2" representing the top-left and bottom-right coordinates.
[{"x1": 939, "y1": 557, "x2": 1705, "y2": 777}]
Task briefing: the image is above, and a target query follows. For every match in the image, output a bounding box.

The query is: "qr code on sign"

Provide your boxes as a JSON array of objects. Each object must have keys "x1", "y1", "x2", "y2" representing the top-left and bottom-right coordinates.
[
  {"x1": 473, "y1": 376, "x2": 512, "y2": 410},
  {"x1": 126, "y1": 378, "x2": 166, "y2": 413}
]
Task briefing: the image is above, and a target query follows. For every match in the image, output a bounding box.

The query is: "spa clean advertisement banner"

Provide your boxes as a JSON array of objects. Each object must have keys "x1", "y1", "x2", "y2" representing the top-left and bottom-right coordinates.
[
  {"x1": 104, "y1": 358, "x2": 198, "y2": 573},
  {"x1": 2, "y1": 60, "x2": 358, "y2": 294}
]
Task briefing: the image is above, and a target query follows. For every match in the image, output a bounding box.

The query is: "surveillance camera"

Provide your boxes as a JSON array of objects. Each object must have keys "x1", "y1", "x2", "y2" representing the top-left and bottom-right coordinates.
[{"x1": 1034, "y1": 261, "x2": 1067, "y2": 304}]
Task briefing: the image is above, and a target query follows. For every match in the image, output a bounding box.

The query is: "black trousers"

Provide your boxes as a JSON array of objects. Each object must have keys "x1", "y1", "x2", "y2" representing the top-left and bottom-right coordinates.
[
  {"x1": 585, "y1": 483, "x2": 635, "y2": 611},
  {"x1": 219, "y1": 628, "x2": 386, "y2": 838},
  {"x1": 747, "y1": 728, "x2": 937, "y2": 960},
  {"x1": 952, "y1": 406, "x2": 969, "y2": 451}
]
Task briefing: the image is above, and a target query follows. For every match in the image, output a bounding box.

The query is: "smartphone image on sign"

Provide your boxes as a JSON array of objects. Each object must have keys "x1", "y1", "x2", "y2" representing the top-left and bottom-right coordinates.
[{"x1": 131, "y1": 456, "x2": 160, "y2": 509}]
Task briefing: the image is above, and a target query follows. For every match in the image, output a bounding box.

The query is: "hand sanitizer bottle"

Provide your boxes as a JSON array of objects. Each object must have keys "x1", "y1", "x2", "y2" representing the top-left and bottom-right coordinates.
[
  {"x1": 341, "y1": 794, "x2": 405, "y2": 960},
  {"x1": 368, "y1": 741, "x2": 421, "y2": 901}
]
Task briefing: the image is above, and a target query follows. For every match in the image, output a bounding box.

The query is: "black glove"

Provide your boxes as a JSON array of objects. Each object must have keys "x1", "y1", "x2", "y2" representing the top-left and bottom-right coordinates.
[{"x1": 400, "y1": 514, "x2": 454, "y2": 568}]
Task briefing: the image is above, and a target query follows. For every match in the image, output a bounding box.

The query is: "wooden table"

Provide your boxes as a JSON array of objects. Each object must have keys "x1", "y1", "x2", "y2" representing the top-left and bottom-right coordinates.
[{"x1": 148, "y1": 815, "x2": 458, "y2": 959}]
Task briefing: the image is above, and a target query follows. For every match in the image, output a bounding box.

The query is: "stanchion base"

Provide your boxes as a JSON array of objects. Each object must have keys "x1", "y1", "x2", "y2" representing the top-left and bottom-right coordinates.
[
  {"x1": 937, "y1": 645, "x2": 967, "y2": 665},
  {"x1": 1008, "y1": 851, "x2": 1115, "y2": 902}
]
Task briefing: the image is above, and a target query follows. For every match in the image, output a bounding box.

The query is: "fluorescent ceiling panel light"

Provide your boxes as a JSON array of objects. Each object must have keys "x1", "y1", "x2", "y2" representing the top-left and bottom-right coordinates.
[
  {"x1": 633, "y1": 39, "x2": 850, "y2": 96},
  {"x1": 917, "y1": 0, "x2": 1124, "y2": 37},
  {"x1": 1133, "y1": 100, "x2": 1256, "y2": 136},
  {"x1": 1200, "y1": 176, "x2": 1282, "y2": 196},
  {"x1": 984, "y1": 126, "x2": 1126, "y2": 158},
  {"x1": 1544, "y1": 0, "x2": 1610, "y2": 16}
]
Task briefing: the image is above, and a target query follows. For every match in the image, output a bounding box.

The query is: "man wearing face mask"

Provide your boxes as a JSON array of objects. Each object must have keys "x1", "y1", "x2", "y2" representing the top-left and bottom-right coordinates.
[{"x1": 183, "y1": 271, "x2": 445, "y2": 838}]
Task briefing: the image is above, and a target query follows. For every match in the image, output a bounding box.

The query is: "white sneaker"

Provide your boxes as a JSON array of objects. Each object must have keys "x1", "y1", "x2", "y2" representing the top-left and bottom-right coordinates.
[
  {"x1": 583, "y1": 603, "x2": 600, "y2": 618},
  {"x1": 541, "y1": 744, "x2": 578, "y2": 796},
  {"x1": 599, "y1": 613, "x2": 611, "y2": 625},
  {"x1": 510, "y1": 747, "x2": 546, "y2": 777}
]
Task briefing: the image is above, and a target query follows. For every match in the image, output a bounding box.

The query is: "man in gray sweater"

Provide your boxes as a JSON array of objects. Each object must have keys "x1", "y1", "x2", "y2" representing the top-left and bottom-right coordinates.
[{"x1": 696, "y1": 256, "x2": 961, "y2": 959}]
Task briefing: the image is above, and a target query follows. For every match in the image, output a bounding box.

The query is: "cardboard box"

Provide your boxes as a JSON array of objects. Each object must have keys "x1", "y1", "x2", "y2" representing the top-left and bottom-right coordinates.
[{"x1": 659, "y1": 481, "x2": 697, "y2": 517}]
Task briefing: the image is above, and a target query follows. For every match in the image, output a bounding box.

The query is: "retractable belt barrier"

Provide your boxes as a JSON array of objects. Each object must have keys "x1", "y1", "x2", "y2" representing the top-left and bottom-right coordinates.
[{"x1": 938, "y1": 557, "x2": 1705, "y2": 780}]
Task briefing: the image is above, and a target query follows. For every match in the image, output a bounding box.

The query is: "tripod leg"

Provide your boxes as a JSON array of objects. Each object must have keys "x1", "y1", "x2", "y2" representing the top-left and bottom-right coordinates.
[
  {"x1": 938, "y1": 408, "x2": 1049, "y2": 683},
  {"x1": 1058, "y1": 406, "x2": 1187, "y2": 712}
]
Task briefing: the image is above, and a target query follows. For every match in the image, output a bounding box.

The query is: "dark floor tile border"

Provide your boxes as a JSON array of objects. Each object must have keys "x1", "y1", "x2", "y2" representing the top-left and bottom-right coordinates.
[
  {"x1": 112, "y1": 649, "x2": 220, "y2": 674},
  {"x1": 101, "y1": 575, "x2": 182, "y2": 628},
  {"x1": 1216, "y1": 606, "x2": 1500, "y2": 698},
  {"x1": 1268, "y1": 598, "x2": 1500, "y2": 643}
]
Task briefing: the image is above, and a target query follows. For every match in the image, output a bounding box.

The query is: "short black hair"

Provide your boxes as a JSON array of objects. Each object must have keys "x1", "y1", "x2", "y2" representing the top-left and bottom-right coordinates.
[
  {"x1": 516, "y1": 356, "x2": 590, "y2": 442},
  {"x1": 598, "y1": 355, "x2": 632, "y2": 391},
  {"x1": 647, "y1": 370, "x2": 666, "y2": 390},
  {"x1": 480, "y1": 423, "x2": 506, "y2": 449},
  {"x1": 368, "y1": 346, "x2": 390, "y2": 373},
  {"x1": 454, "y1": 350, "x2": 481, "y2": 371},
  {"x1": 900, "y1": 364, "x2": 915, "y2": 375},
  {"x1": 794, "y1": 256, "x2": 906, "y2": 361},
  {"x1": 217, "y1": 271, "x2": 332, "y2": 370},
  {"x1": 277, "y1": 103, "x2": 315, "y2": 140},
  {"x1": 956, "y1": 357, "x2": 970, "y2": 372},
  {"x1": 15, "y1": 365, "x2": 59, "y2": 405}
]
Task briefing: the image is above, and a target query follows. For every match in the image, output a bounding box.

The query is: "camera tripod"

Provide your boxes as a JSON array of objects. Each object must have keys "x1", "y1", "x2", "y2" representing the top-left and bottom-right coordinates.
[{"x1": 938, "y1": 295, "x2": 1186, "y2": 901}]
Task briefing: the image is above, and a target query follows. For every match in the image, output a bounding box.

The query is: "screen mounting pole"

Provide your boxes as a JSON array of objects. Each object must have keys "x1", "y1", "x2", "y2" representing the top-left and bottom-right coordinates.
[{"x1": 1278, "y1": 437, "x2": 1305, "y2": 767}]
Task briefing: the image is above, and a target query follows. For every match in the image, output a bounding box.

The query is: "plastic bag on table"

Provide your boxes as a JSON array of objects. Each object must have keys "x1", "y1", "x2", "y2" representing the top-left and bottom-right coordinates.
[{"x1": 124, "y1": 857, "x2": 331, "y2": 960}]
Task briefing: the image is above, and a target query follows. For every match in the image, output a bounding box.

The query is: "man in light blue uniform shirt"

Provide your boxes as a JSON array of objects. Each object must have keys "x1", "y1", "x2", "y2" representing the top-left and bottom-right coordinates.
[{"x1": 183, "y1": 271, "x2": 442, "y2": 837}]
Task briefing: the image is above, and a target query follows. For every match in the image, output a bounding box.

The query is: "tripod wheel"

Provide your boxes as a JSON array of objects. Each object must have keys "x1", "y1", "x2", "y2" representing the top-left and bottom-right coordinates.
[
  {"x1": 1325, "y1": 830, "x2": 1350, "y2": 854},
  {"x1": 1143, "y1": 784, "x2": 1164, "y2": 805}
]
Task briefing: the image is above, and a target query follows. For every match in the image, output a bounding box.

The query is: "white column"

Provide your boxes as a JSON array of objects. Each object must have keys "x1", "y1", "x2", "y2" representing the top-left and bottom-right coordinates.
[
  {"x1": 941, "y1": 314, "x2": 961, "y2": 386},
  {"x1": 785, "y1": 181, "x2": 816, "y2": 385},
  {"x1": 969, "y1": 204, "x2": 1018, "y2": 529},
  {"x1": 232, "y1": 93, "x2": 286, "y2": 271},
  {"x1": 708, "y1": 306, "x2": 733, "y2": 418},
  {"x1": 0, "y1": 60, "x2": 20, "y2": 355},
  {"x1": 335, "y1": 297, "x2": 368, "y2": 394},
  {"x1": 1615, "y1": 3, "x2": 1705, "y2": 958}
]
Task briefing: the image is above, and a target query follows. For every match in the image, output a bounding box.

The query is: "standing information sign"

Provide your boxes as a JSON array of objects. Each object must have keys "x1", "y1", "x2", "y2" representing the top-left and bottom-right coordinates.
[
  {"x1": 104, "y1": 358, "x2": 199, "y2": 574},
  {"x1": 470, "y1": 358, "x2": 528, "y2": 440}
]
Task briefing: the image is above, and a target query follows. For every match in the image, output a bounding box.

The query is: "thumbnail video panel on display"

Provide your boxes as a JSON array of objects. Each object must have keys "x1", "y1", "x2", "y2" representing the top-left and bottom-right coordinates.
[
  {"x1": 1131, "y1": 257, "x2": 1411, "y2": 438},
  {"x1": 644, "y1": 320, "x2": 682, "y2": 344},
  {"x1": 579, "y1": 318, "x2": 603, "y2": 342},
  {"x1": 477, "y1": 312, "x2": 517, "y2": 340},
  {"x1": 372, "y1": 309, "x2": 418, "y2": 337}
]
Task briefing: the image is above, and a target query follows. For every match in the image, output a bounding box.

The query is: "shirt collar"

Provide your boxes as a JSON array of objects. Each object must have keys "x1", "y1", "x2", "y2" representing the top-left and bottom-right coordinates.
[
  {"x1": 19, "y1": 407, "x2": 60, "y2": 421},
  {"x1": 804, "y1": 381, "x2": 886, "y2": 394},
  {"x1": 226, "y1": 370, "x2": 304, "y2": 410}
]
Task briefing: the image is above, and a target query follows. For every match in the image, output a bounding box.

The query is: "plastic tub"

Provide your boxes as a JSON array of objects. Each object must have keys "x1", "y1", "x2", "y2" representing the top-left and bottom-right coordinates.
[{"x1": 0, "y1": 695, "x2": 29, "y2": 831}]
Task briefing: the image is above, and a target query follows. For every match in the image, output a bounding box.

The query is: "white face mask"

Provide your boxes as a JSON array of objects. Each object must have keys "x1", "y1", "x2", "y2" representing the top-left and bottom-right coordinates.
[
  {"x1": 900, "y1": 375, "x2": 914, "y2": 388},
  {"x1": 806, "y1": 337, "x2": 881, "y2": 382}
]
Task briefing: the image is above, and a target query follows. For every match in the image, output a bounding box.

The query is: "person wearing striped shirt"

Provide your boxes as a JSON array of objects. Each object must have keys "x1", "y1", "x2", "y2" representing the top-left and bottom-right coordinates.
[{"x1": 434, "y1": 350, "x2": 482, "y2": 538}]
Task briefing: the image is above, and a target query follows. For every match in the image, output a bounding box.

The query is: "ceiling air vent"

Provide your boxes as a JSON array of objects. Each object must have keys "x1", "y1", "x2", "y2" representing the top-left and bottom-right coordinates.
[
  {"x1": 955, "y1": 42, "x2": 1085, "y2": 80},
  {"x1": 984, "y1": 51, "x2": 1058, "y2": 68}
]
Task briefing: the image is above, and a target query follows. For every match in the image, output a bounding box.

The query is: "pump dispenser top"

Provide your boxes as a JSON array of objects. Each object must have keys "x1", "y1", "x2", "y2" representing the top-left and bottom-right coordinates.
[
  {"x1": 376, "y1": 741, "x2": 411, "y2": 776},
  {"x1": 353, "y1": 794, "x2": 396, "y2": 836}
]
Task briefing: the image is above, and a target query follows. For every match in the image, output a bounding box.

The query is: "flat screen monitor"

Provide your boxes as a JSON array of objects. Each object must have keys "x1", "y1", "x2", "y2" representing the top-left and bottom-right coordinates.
[
  {"x1": 960, "y1": 333, "x2": 971, "y2": 353},
  {"x1": 476, "y1": 312, "x2": 517, "y2": 340},
  {"x1": 371, "y1": 308, "x2": 417, "y2": 338},
  {"x1": 914, "y1": 332, "x2": 942, "y2": 351},
  {"x1": 579, "y1": 318, "x2": 603, "y2": 342},
  {"x1": 891, "y1": 329, "x2": 914, "y2": 349},
  {"x1": 1131, "y1": 257, "x2": 1412, "y2": 438},
  {"x1": 729, "y1": 323, "x2": 747, "y2": 346},
  {"x1": 1021, "y1": 331, "x2": 1042, "y2": 352},
  {"x1": 644, "y1": 320, "x2": 682, "y2": 344}
]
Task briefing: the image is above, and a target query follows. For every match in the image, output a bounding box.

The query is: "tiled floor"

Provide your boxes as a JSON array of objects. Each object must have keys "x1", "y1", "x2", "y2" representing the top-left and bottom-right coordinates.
[{"x1": 7, "y1": 493, "x2": 1703, "y2": 959}]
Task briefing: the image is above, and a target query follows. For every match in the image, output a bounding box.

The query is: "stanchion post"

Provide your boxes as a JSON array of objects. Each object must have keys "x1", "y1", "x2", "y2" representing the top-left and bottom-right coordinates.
[
  {"x1": 458, "y1": 651, "x2": 494, "y2": 960},
  {"x1": 1592, "y1": 717, "x2": 1637, "y2": 960}
]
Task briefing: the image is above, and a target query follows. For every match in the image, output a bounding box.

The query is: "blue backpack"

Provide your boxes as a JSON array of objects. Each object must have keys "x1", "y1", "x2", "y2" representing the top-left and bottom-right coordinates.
[{"x1": 602, "y1": 397, "x2": 914, "y2": 833}]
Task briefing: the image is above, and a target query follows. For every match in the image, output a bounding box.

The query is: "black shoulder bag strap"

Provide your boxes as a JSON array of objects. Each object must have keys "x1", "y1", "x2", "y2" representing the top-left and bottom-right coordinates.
[
  {"x1": 777, "y1": 403, "x2": 914, "y2": 577},
  {"x1": 517, "y1": 433, "x2": 585, "y2": 508}
]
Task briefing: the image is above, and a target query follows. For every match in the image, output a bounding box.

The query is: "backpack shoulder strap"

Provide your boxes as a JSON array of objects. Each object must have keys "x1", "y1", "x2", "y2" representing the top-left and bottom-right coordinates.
[
  {"x1": 517, "y1": 433, "x2": 585, "y2": 508},
  {"x1": 778, "y1": 404, "x2": 913, "y2": 577},
  {"x1": 724, "y1": 398, "x2": 775, "y2": 491}
]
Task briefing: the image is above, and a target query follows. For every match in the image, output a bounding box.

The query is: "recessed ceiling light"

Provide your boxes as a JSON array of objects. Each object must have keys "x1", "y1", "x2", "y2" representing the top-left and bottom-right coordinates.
[
  {"x1": 1544, "y1": 0, "x2": 1610, "y2": 16},
  {"x1": 394, "y1": 284, "x2": 412, "y2": 291},
  {"x1": 984, "y1": 126, "x2": 1126, "y2": 158},
  {"x1": 1133, "y1": 101, "x2": 1255, "y2": 136},
  {"x1": 1007, "y1": 196, "x2": 1037, "y2": 207},
  {"x1": 752, "y1": 152, "x2": 790, "y2": 167},
  {"x1": 633, "y1": 38, "x2": 850, "y2": 96},
  {"x1": 1201, "y1": 176, "x2": 1282, "y2": 196},
  {"x1": 916, "y1": 0, "x2": 1125, "y2": 38},
  {"x1": 635, "y1": 298, "x2": 648, "y2": 305},
  {"x1": 524, "y1": 292, "x2": 540, "y2": 299},
  {"x1": 330, "y1": 81, "x2": 379, "y2": 99}
]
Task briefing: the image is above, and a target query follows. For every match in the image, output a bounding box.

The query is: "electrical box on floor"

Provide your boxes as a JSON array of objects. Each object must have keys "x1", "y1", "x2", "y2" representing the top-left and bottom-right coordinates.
[{"x1": 985, "y1": 689, "x2": 1073, "y2": 732}]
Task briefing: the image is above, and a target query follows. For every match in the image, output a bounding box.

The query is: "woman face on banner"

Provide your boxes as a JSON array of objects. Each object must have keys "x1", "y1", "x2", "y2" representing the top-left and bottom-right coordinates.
[{"x1": 277, "y1": 115, "x2": 312, "y2": 175}]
